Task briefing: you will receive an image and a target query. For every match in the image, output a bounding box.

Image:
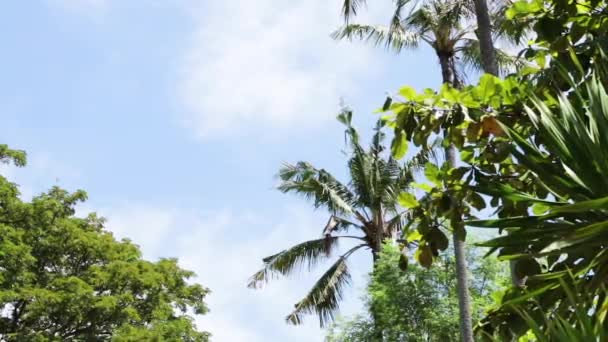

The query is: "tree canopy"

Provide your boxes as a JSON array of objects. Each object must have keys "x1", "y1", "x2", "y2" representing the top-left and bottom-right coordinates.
[
  {"x1": 327, "y1": 242, "x2": 508, "y2": 341},
  {"x1": 0, "y1": 146, "x2": 210, "y2": 341}
]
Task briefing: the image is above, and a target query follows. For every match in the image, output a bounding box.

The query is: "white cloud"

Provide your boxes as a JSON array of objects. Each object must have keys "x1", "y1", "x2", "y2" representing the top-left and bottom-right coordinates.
[
  {"x1": 86, "y1": 202, "x2": 368, "y2": 342},
  {"x1": 175, "y1": 0, "x2": 392, "y2": 139}
]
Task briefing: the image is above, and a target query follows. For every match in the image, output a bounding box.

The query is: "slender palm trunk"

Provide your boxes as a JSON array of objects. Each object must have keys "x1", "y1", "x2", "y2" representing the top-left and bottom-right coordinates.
[
  {"x1": 437, "y1": 50, "x2": 474, "y2": 342},
  {"x1": 472, "y1": 0, "x2": 525, "y2": 289},
  {"x1": 446, "y1": 145, "x2": 474, "y2": 342},
  {"x1": 473, "y1": 0, "x2": 498, "y2": 76},
  {"x1": 370, "y1": 209, "x2": 384, "y2": 341}
]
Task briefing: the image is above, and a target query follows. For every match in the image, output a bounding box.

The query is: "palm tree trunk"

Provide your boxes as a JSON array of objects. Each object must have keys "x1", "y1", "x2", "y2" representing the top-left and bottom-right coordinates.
[
  {"x1": 472, "y1": 0, "x2": 525, "y2": 289},
  {"x1": 446, "y1": 146, "x2": 474, "y2": 342},
  {"x1": 370, "y1": 211, "x2": 384, "y2": 341},
  {"x1": 437, "y1": 52, "x2": 455, "y2": 86},
  {"x1": 438, "y1": 50, "x2": 474, "y2": 342},
  {"x1": 473, "y1": 0, "x2": 498, "y2": 76}
]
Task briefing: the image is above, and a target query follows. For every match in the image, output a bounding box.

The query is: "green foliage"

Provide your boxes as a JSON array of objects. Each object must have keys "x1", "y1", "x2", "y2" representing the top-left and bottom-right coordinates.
[
  {"x1": 0, "y1": 154, "x2": 209, "y2": 341},
  {"x1": 373, "y1": 0, "x2": 608, "y2": 339},
  {"x1": 471, "y1": 66, "x2": 608, "y2": 339},
  {"x1": 0, "y1": 145, "x2": 26, "y2": 167},
  {"x1": 512, "y1": 279, "x2": 608, "y2": 342},
  {"x1": 326, "y1": 243, "x2": 509, "y2": 341}
]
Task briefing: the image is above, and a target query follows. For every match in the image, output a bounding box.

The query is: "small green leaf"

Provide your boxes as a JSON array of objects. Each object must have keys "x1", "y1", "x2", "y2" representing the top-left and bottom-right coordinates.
[
  {"x1": 478, "y1": 74, "x2": 497, "y2": 102},
  {"x1": 399, "y1": 86, "x2": 417, "y2": 100},
  {"x1": 398, "y1": 192, "x2": 419, "y2": 209},
  {"x1": 382, "y1": 96, "x2": 392, "y2": 111},
  {"x1": 412, "y1": 182, "x2": 433, "y2": 192},
  {"x1": 531, "y1": 203, "x2": 550, "y2": 215},
  {"x1": 461, "y1": 150, "x2": 474, "y2": 163},
  {"x1": 391, "y1": 130, "x2": 409, "y2": 159},
  {"x1": 424, "y1": 162, "x2": 442, "y2": 187},
  {"x1": 407, "y1": 230, "x2": 423, "y2": 242}
]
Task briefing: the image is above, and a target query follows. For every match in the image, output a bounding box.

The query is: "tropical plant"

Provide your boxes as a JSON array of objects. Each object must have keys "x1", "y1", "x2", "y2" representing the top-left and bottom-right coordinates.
[
  {"x1": 0, "y1": 146, "x2": 210, "y2": 341},
  {"x1": 326, "y1": 242, "x2": 509, "y2": 342},
  {"x1": 470, "y1": 65, "x2": 608, "y2": 339},
  {"x1": 248, "y1": 112, "x2": 428, "y2": 327},
  {"x1": 369, "y1": 0, "x2": 608, "y2": 339}
]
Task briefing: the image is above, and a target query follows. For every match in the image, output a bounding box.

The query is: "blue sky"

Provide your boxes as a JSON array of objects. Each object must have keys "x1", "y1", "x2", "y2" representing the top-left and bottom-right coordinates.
[{"x1": 1, "y1": 1, "x2": 442, "y2": 341}]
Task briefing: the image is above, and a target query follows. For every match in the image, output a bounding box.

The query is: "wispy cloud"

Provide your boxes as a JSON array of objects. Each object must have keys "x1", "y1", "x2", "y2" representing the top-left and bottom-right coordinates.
[{"x1": 175, "y1": 0, "x2": 392, "y2": 139}]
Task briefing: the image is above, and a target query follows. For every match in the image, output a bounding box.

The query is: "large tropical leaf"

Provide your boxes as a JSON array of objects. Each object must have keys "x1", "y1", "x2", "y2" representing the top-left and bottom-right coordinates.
[{"x1": 472, "y1": 67, "x2": 608, "y2": 338}]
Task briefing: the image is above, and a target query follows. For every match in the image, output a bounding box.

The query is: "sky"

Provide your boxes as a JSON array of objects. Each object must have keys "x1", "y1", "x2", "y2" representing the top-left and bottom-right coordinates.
[{"x1": 0, "y1": 1, "x2": 441, "y2": 341}]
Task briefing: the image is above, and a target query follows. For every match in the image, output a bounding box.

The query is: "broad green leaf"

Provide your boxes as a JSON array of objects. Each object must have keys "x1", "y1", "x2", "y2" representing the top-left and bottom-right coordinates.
[
  {"x1": 398, "y1": 192, "x2": 419, "y2": 209},
  {"x1": 391, "y1": 130, "x2": 409, "y2": 159},
  {"x1": 478, "y1": 74, "x2": 497, "y2": 102},
  {"x1": 460, "y1": 150, "x2": 474, "y2": 163},
  {"x1": 399, "y1": 86, "x2": 417, "y2": 100},
  {"x1": 424, "y1": 162, "x2": 442, "y2": 187},
  {"x1": 406, "y1": 230, "x2": 422, "y2": 242},
  {"x1": 412, "y1": 182, "x2": 433, "y2": 192}
]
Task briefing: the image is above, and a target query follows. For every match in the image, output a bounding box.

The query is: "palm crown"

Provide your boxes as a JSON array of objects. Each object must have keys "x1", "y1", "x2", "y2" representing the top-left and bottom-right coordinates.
[
  {"x1": 334, "y1": 0, "x2": 520, "y2": 84},
  {"x1": 248, "y1": 112, "x2": 423, "y2": 327}
]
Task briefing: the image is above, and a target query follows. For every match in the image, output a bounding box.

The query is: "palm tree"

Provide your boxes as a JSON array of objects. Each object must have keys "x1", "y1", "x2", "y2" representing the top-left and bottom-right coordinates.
[
  {"x1": 339, "y1": 2, "x2": 520, "y2": 83},
  {"x1": 333, "y1": 2, "x2": 484, "y2": 340},
  {"x1": 337, "y1": 2, "x2": 529, "y2": 299},
  {"x1": 472, "y1": 0, "x2": 499, "y2": 75},
  {"x1": 248, "y1": 112, "x2": 427, "y2": 327}
]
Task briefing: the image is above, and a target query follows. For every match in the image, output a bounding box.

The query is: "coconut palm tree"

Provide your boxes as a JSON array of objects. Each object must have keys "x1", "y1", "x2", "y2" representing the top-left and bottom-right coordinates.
[
  {"x1": 332, "y1": 0, "x2": 519, "y2": 86},
  {"x1": 248, "y1": 112, "x2": 429, "y2": 327},
  {"x1": 333, "y1": 2, "x2": 485, "y2": 340}
]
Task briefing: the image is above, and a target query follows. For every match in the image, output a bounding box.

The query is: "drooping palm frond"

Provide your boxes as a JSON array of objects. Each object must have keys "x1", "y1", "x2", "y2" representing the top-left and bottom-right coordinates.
[
  {"x1": 489, "y1": 0, "x2": 532, "y2": 46},
  {"x1": 247, "y1": 237, "x2": 341, "y2": 289},
  {"x1": 331, "y1": 24, "x2": 421, "y2": 53},
  {"x1": 322, "y1": 215, "x2": 361, "y2": 236},
  {"x1": 341, "y1": 0, "x2": 367, "y2": 23},
  {"x1": 278, "y1": 162, "x2": 355, "y2": 214},
  {"x1": 457, "y1": 38, "x2": 525, "y2": 75},
  {"x1": 286, "y1": 244, "x2": 365, "y2": 327}
]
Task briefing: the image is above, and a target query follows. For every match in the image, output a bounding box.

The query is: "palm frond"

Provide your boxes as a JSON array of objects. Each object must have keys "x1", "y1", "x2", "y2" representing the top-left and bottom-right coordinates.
[
  {"x1": 248, "y1": 237, "x2": 341, "y2": 289},
  {"x1": 331, "y1": 24, "x2": 420, "y2": 53},
  {"x1": 489, "y1": 0, "x2": 532, "y2": 46},
  {"x1": 341, "y1": 0, "x2": 366, "y2": 23},
  {"x1": 457, "y1": 38, "x2": 524, "y2": 76},
  {"x1": 285, "y1": 244, "x2": 364, "y2": 327},
  {"x1": 278, "y1": 162, "x2": 355, "y2": 214},
  {"x1": 322, "y1": 215, "x2": 361, "y2": 236}
]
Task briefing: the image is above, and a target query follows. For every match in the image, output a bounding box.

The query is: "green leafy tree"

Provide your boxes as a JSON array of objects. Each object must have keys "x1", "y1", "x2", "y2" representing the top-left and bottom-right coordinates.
[
  {"x1": 0, "y1": 146, "x2": 210, "y2": 341},
  {"x1": 326, "y1": 242, "x2": 508, "y2": 341},
  {"x1": 377, "y1": 0, "x2": 608, "y2": 338},
  {"x1": 248, "y1": 113, "x2": 430, "y2": 327}
]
